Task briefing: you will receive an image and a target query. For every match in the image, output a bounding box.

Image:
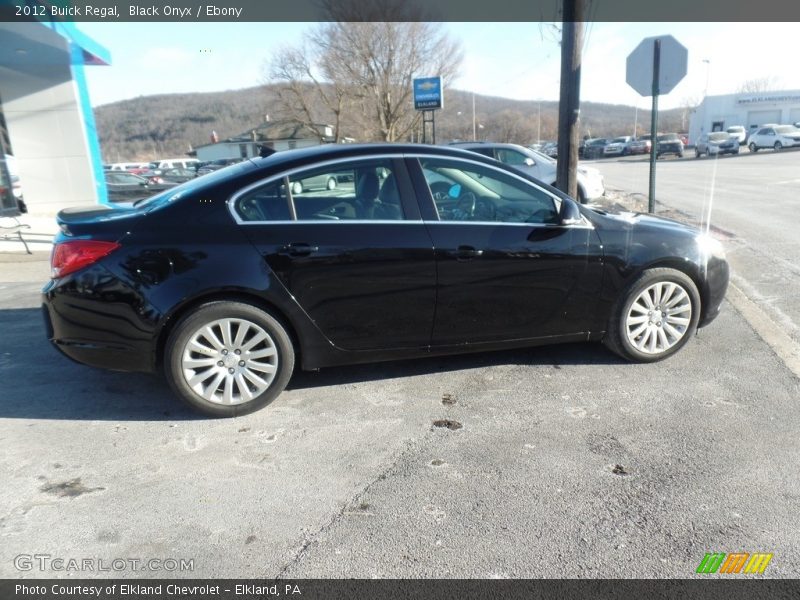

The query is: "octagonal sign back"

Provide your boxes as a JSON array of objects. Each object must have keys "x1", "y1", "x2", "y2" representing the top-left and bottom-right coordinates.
[{"x1": 626, "y1": 35, "x2": 688, "y2": 97}]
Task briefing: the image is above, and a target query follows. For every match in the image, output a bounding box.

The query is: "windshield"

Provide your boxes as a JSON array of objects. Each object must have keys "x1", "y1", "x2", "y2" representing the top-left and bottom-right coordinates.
[
  {"x1": 709, "y1": 133, "x2": 730, "y2": 142},
  {"x1": 658, "y1": 134, "x2": 679, "y2": 141},
  {"x1": 133, "y1": 160, "x2": 253, "y2": 208},
  {"x1": 611, "y1": 137, "x2": 627, "y2": 143}
]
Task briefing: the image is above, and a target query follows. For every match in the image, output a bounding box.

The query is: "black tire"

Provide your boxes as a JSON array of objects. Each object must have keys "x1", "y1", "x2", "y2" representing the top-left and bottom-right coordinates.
[
  {"x1": 678, "y1": 152, "x2": 684, "y2": 158},
  {"x1": 774, "y1": 142, "x2": 782, "y2": 151},
  {"x1": 749, "y1": 143, "x2": 758, "y2": 153},
  {"x1": 164, "y1": 301, "x2": 295, "y2": 417},
  {"x1": 695, "y1": 149, "x2": 701, "y2": 158},
  {"x1": 603, "y1": 268, "x2": 701, "y2": 363}
]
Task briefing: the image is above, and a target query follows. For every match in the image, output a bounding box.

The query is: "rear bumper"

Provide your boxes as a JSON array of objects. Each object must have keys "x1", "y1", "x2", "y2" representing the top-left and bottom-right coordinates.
[{"x1": 41, "y1": 266, "x2": 159, "y2": 373}]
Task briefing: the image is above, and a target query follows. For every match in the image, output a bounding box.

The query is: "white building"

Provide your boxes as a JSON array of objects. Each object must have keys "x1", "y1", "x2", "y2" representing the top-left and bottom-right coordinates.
[
  {"x1": 689, "y1": 89, "x2": 800, "y2": 143},
  {"x1": 193, "y1": 121, "x2": 337, "y2": 162}
]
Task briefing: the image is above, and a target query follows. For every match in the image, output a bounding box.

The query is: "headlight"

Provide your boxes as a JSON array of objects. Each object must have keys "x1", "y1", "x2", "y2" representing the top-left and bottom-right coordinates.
[{"x1": 696, "y1": 234, "x2": 725, "y2": 259}]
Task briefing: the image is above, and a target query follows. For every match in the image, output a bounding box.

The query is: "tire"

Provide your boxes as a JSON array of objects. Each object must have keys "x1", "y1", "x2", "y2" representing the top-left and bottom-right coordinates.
[
  {"x1": 695, "y1": 149, "x2": 701, "y2": 158},
  {"x1": 326, "y1": 177, "x2": 337, "y2": 190},
  {"x1": 164, "y1": 301, "x2": 295, "y2": 417},
  {"x1": 774, "y1": 142, "x2": 782, "y2": 151},
  {"x1": 291, "y1": 181, "x2": 303, "y2": 195},
  {"x1": 749, "y1": 142, "x2": 758, "y2": 153},
  {"x1": 577, "y1": 186, "x2": 587, "y2": 204},
  {"x1": 603, "y1": 268, "x2": 700, "y2": 363}
]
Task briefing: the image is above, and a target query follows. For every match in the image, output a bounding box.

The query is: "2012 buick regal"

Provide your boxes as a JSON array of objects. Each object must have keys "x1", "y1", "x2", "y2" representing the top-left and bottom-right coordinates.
[{"x1": 42, "y1": 144, "x2": 729, "y2": 416}]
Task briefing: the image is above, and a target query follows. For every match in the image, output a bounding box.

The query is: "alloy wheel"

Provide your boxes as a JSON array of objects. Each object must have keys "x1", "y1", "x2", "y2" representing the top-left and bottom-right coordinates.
[
  {"x1": 180, "y1": 318, "x2": 278, "y2": 405},
  {"x1": 624, "y1": 282, "x2": 692, "y2": 355}
]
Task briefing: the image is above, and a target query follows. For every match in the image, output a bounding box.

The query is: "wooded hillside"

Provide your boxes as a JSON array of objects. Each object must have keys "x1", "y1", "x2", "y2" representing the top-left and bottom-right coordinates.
[{"x1": 94, "y1": 85, "x2": 686, "y2": 162}]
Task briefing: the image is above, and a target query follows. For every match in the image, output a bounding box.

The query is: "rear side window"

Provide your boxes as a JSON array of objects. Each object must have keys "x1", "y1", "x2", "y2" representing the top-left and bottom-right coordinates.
[{"x1": 287, "y1": 159, "x2": 405, "y2": 221}]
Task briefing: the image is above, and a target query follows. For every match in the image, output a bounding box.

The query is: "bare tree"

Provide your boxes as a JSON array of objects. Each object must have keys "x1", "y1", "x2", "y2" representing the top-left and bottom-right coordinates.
[
  {"x1": 264, "y1": 4, "x2": 463, "y2": 142},
  {"x1": 737, "y1": 77, "x2": 781, "y2": 94}
]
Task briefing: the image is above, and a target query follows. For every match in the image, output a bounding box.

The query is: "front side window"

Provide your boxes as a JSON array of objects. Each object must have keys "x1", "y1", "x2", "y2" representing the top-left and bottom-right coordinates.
[
  {"x1": 420, "y1": 158, "x2": 559, "y2": 225},
  {"x1": 288, "y1": 159, "x2": 404, "y2": 221}
]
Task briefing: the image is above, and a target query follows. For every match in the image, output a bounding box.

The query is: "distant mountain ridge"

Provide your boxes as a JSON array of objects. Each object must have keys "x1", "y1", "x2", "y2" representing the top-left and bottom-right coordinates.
[{"x1": 94, "y1": 84, "x2": 685, "y2": 162}]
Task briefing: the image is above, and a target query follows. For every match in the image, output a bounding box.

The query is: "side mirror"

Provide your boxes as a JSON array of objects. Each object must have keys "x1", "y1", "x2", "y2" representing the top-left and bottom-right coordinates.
[{"x1": 559, "y1": 197, "x2": 583, "y2": 225}]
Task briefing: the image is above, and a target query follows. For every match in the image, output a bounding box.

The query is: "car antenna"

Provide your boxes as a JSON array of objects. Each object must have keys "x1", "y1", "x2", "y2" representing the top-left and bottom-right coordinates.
[{"x1": 257, "y1": 145, "x2": 276, "y2": 158}]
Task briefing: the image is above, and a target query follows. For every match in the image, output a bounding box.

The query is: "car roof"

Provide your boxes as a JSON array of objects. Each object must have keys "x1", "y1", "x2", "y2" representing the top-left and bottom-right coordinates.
[{"x1": 249, "y1": 143, "x2": 507, "y2": 171}]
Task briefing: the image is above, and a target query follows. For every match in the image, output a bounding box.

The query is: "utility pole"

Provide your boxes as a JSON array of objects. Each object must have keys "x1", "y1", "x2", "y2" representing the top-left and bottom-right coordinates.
[
  {"x1": 472, "y1": 93, "x2": 476, "y2": 141},
  {"x1": 555, "y1": 0, "x2": 584, "y2": 201}
]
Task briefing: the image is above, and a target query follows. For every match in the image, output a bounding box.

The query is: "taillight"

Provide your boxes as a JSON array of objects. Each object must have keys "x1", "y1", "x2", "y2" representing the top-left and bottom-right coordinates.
[{"x1": 51, "y1": 240, "x2": 121, "y2": 279}]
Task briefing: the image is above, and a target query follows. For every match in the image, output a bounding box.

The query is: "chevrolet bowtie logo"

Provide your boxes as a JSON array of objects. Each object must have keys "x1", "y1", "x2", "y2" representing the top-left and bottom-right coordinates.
[{"x1": 417, "y1": 81, "x2": 438, "y2": 91}]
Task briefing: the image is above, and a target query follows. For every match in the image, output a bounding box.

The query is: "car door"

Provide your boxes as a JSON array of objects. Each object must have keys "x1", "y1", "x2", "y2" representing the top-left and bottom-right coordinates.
[
  {"x1": 232, "y1": 156, "x2": 437, "y2": 352},
  {"x1": 409, "y1": 155, "x2": 599, "y2": 346}
]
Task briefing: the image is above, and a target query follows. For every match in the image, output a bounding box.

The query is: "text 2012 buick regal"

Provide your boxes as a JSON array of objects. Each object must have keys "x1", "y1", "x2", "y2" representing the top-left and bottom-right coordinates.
[{"x1": 42, "y1": 144, "x2": 729, "y2": 416}]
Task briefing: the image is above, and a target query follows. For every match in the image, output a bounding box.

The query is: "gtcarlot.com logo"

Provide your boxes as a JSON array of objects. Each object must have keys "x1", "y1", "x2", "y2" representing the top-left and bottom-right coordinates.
[
  {"x1": 14, "y1": 554, "x2": 194, "y2": 572},
  {"x1": 696, "y1": 552, "x2": 773, "y2": 574}
]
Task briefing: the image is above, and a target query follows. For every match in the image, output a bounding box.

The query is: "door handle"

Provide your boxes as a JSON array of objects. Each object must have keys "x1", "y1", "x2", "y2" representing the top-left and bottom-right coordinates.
[
  {"x1": 281, "y1": 243, "x2": 319, "y2": 257},
  {"x1": 448, "y1": 245, "x2": 484, "y2": 260}
]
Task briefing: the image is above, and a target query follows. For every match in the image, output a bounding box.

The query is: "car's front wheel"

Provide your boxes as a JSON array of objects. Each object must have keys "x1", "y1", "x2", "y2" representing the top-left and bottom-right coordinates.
[
  {"x1": 774, "y1": 141, "x2": 782, "y2": 151},
  {"x1": 165, "y1": 302, "x2": 295, "y2": 417},
  {"x1": 603, "y1": 268, "x2": 700, "y2": 363},
  {"x1": 749, "y1": 142, "x2": 758, "y2": 153}
]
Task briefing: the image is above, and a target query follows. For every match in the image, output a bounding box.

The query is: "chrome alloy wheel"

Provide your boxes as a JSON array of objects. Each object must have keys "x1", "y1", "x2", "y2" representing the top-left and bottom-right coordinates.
[
  {"x1": 180, "y1": 318, "x2": 278, "y2": 405},
  {"x1": 624, "y1": 282, "x2": 692, "y2": 355}
]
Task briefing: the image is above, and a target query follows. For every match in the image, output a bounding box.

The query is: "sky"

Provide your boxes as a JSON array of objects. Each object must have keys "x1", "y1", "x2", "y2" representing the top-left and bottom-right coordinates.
[{"x1": 77, "y1": 22, "x2": 800, "y2": 112}]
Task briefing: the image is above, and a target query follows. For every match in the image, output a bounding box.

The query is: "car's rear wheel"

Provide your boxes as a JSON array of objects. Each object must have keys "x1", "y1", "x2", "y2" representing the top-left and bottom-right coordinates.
[
  {"x1": 749, "y1": 142, "x2": 758, "y2": 153},
  {"x1": 774, "y1": 142, "x2": 782, "y2": 151},
  {"x1": 695, "y1": 149, "x2": 701, "y2": 158},
  {"x1": 165, "y1": 302, "x2": 295, "y2": 417},
  {"x1": 603, "y1": 268, "x2": 700, "y2": 363}
]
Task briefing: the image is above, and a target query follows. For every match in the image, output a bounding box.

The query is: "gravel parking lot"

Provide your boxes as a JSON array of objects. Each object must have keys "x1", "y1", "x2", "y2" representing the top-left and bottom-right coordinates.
[{"x1": 1, "y1": 243, "x2": 799, "y2": 579}]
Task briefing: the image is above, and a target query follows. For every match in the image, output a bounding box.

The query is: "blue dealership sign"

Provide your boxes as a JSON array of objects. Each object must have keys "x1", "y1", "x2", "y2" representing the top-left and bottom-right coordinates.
[{"x1": 413, "y1": 76, "x2": 443, "y2": 111}]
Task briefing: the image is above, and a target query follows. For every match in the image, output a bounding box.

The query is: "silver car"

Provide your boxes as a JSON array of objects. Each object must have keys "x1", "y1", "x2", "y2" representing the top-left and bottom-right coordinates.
[{"x1": 695, "y1": 132, "x2": 739, "y2": 158}]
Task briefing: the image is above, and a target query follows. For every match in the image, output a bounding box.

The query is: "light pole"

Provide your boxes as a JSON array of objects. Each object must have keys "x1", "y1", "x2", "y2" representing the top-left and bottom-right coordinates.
[
  {"x1": 633, "y1": 104, "x2": 638, "y2": 138},
  {"x1": 537, "y1": 100, "x2": 542, "y2": 145},
  {"x1": 472, "y1": 93, "x2": 476, "y2": 141},
  {"x1": 702, "y1": 58, "x2": 711, "y2": 97}
]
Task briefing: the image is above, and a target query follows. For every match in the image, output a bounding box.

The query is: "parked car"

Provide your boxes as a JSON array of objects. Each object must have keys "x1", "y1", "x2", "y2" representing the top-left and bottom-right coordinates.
[
  {"x1": 603, "y1": 136, "x2": 634, "y2": 157},
  {"x1": 726, "y1": 125, "x2": 747, "y2": 145},
  {"x1": 627, "y1": 138, "x2": 650, "y2": 155},
  {"x1": 655, "y1": 133, "x2": 684, "y2": 159},
  {"x1": 289, "y1": 172, "x2": 352, "y2": 194},
  {"x1": 452, "y1": 142, "x2": 604, "y2": 202},
  {"x1": 43, "y1": 144, "x2": 729, "y2": 416},
  {"x1": 541, "y1": 142, "x2": 558, "y2": 158},
  {"x1": 108, "y1": 162, "x2": 150, "y2": 172},
  {"x1": 747, "y1": 125, "x2": 800, "y2": 152},
  {"x1": 104, "y1": 171, "x2": 177, "y2": 203},
  {"x1": 148, "y1": 158, "x2": 200, "y2": 170},
  {"x1": 582, "y1": 138, "x2": 609, "y2": 159},
  {"x1": 695, "y1": 132, "x2": 739, "y2": 158}
]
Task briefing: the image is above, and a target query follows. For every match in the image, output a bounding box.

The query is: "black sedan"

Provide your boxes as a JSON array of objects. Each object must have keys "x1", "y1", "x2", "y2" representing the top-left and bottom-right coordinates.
[{"x1": 43, "y1": 144, "x2": 729, "y2": 417}]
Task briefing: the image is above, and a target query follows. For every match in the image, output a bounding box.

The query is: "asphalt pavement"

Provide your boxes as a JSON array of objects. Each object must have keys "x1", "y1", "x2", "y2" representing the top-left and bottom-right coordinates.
[{"x1": 1, "y1": 245, "x2": 798, "y2": 578}]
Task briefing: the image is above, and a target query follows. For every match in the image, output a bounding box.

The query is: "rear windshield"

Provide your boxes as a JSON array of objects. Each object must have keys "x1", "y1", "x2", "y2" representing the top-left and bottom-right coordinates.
[{"x1": 133, "y1": 160, "x2": 253, "y2": 209}]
